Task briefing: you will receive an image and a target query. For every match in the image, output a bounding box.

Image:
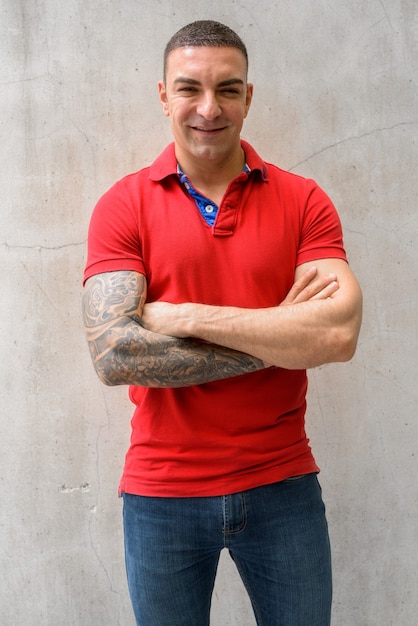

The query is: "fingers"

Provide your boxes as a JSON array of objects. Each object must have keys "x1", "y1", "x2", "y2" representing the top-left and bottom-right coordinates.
[
  {"x1": 281, "y1": 266, "x2": 339, "y2": 306},
  {"x1": 280, "y1": 267, "x2": 317, "y2": 306},
  {"x1": 309, "y1": 279, "x2": 339, "y2": 301}
]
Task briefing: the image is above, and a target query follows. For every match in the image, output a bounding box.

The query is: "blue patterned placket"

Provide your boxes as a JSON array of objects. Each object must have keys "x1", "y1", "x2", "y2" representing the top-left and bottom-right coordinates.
[{"x1": 177, "y1": 164, "x2": 250, "y2": 227}]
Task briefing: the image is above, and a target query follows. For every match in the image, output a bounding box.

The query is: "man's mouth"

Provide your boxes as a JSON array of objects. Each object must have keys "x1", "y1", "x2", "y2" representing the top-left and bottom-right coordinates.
[{"x1": 191, "y1": 126, "x2": 227, "y2": 133}]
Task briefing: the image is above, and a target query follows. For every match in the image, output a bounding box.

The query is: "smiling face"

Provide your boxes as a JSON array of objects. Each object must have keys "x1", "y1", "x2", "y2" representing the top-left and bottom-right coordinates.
[{"x1": 158, "y1": 46, "x2": 253, "y2": 175}]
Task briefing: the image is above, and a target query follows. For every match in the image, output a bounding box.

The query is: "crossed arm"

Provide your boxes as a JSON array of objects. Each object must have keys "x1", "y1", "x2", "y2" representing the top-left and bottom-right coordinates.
[
  {"x1": 82, "y1": 270, "x2": 264, "y2": 387},
  {"x1": 82, "y1": 260, "x2": 361, "y2": 388},
  {"x1": 142, "y1": 259, "x2": 363, "y2": 371}
]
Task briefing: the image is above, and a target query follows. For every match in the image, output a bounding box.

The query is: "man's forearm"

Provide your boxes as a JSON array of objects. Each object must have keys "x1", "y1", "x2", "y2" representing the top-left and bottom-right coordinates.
[
  {"x1": 82, "y1": 271, "x2": 265, "y2": 388},
  {"x1": 185, "y1": 261, "x2": 362, "y2": 369},
  {"x1": 141, "y1": 261, "x2": 362, "y2": 370},
  {"x1": 175, "y1": 298, "x2": 358, "y2": 369},
  {"x1": 86, "y1": 316, "x2": 265, "y2": 388}
]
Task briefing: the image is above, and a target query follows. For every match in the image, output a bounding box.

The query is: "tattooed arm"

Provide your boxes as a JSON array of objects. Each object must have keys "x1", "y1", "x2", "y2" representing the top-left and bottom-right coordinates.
[{"x1": 82, "y1": 270, "x2": 265, "y2": 388}]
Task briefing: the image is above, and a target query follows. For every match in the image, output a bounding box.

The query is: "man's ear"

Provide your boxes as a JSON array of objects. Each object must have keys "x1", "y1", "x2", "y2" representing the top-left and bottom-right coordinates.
[
  {"x1": 158, "y1": 81, "x2": 170, "y2": 117},
  {"x1": 244, "y1": 82, "x2": 253, "y2": 118}
]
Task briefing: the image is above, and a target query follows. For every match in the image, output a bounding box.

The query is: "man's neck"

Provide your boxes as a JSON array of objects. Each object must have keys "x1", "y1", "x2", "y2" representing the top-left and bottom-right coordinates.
[{"x1": 176, "y1": 146, "x2": 245, "y2": 192}]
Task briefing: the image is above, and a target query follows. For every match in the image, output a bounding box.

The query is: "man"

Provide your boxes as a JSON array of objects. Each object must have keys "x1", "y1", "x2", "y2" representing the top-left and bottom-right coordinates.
[{"x1": 82, "y1": 20, "x2": 362, "y2": 626}]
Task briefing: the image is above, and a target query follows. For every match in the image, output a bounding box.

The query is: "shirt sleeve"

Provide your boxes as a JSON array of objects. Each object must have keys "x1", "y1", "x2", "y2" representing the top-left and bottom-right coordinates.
[
  {"x1": 296, "y1": 179, "x2": 347, "y2": 266},
  {"x1": 83, "y1": 178, "x2": 146, "y2": 284}
]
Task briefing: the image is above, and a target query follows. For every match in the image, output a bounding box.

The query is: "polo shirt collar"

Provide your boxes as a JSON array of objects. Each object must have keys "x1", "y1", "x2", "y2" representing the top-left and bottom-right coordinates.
[{"x1": 149, "y1": 140, "x2": 268, "y2": 182}]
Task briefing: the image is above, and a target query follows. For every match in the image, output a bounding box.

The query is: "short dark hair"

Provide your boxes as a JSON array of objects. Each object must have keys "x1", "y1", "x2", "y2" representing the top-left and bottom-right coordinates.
[{"x1": 163, "y1": 20, "x2": 248, "y2": 80}]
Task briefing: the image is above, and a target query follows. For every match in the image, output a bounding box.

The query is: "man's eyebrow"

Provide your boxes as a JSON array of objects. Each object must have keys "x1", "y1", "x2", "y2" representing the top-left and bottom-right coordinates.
[
  {"x1": 173, "y1": 77, "x2": 244, "y2": 87},
  {"x1": 173, "y1": 77, "x2": 201, "y2": 85},
  {"x1": 218, "y1": 78, "x2": 245, "y2": 87}
]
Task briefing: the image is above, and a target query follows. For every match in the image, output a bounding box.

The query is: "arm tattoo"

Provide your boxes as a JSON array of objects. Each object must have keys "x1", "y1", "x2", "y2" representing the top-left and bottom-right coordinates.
[{"x1": 82, "y1": 271, "x2": 264, "y2": 388}]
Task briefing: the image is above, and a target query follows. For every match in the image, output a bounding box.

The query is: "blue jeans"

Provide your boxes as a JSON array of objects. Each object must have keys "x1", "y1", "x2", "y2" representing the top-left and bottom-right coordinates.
[{"x1": 122, "y1": 474, "x2": 332, "y2": 625}]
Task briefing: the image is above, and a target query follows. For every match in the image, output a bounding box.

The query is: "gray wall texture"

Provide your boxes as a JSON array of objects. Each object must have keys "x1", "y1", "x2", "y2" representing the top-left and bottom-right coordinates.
[{"x1": 1, "y1": 0, "x2": 417, "y2": 624}]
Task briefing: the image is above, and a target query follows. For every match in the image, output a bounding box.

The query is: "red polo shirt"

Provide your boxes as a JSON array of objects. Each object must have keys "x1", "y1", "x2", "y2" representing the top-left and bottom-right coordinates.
[{"x1": 84, "y1": 140, "x2": 347, "y2": 496}]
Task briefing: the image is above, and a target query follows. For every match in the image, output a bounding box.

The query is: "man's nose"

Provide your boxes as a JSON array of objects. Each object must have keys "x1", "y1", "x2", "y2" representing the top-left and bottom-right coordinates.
[{"x1": 196, "y1": 92, "x2": 222, "y2": 120}]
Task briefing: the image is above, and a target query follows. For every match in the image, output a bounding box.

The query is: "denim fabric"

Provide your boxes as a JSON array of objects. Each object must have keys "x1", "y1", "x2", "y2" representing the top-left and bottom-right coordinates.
[{"x1": 122, "y1": 474, "x2": 332, "y2": 626}]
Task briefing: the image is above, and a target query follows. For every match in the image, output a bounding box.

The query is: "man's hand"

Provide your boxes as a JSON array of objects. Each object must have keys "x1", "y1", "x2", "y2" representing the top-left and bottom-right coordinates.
[
  {"x1": 141, "y1": 266, "x2": 339, "y2": 337},
  {"x1": 141, "y1": 301, "x2": 190, "y2": 337},
  {"x1": 280, "y1": 266, "x2": 339, "y2": 306}
]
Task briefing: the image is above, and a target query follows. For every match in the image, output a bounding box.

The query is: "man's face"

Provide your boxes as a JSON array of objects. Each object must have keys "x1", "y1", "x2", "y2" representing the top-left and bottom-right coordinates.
[{"x1": 158, "y1": 46, "x2": 253, "y2": 169}]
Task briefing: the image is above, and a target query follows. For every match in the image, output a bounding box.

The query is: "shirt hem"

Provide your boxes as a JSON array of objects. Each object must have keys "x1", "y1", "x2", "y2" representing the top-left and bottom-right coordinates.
[{"x1": 118, "y1": 460, "x2": 320, "y2": 498}]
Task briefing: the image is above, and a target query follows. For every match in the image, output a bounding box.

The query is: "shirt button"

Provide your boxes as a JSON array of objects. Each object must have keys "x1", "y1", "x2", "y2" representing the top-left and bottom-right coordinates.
[{"x1": 205, "y1": 205, "x2": 214, "y2": 213}]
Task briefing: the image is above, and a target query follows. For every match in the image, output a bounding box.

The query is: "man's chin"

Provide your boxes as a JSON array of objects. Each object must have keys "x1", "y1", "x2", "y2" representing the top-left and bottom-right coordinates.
[{"x1": 190, "y1": 143, "x2": 230, "y2": 162}]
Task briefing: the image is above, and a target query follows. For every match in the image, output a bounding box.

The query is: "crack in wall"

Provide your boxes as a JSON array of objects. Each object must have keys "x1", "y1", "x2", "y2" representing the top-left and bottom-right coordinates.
[
  {"x1": 59, "y1": 483, "x2": 91, "y2": 494},
  {"x1": 1, "y1": 241, "x2": 86, "y2": 251},
  {"x1": 289, "y1": 121, "x2": 417, "y2": 170}
]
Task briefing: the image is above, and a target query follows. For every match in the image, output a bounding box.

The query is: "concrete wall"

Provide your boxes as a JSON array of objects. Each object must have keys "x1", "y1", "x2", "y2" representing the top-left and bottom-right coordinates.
[{"x1": 1, "y1": 0, "x2": 417, "y2": 624}]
